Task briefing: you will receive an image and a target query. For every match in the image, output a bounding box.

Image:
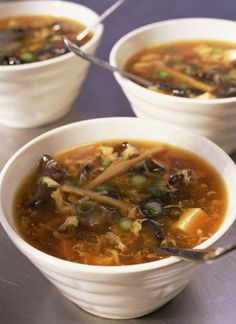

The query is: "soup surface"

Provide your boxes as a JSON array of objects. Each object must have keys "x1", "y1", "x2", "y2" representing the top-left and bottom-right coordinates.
[
  {"x1": 125, "y1": 40, "x2": 236, "y2": 98},
  {"x1": 0, "y1": 15, "x2": 92, "y2": 65},
  {"x1": 14, "y1": 140, "x2": 227, "y2": 266}
]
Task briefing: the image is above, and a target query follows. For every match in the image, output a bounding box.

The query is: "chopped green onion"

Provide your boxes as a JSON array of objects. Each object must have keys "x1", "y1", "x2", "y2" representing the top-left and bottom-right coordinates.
[
  {"x1": 76, "y1": 201, "x2": 96, "y2": 216},
  {"x1": 146, "y1": 184, "x2": 161, "y2": 198},
  {"x1": 44, "y1": 43, "x2": 53, "y2": 50},
  {"x1": 179, "y1": 84, "x2": 188, "y2": 90},
  {"x1": 144, "y1": 201, "x2": 162, "y2": 216},
  {"x1": 152, "y1": 175, "x2": 163, "y2": 182},
  {"x1": 185, "y1": 65, "x2": 194, "y2": 75},
  {"x1": 131, "y1": 174, "x2": 148, "y2": 189},
  {"x1": 95, "y1": 183, "x2": 114, "y2": 194},
  {"x1": 157, "y1": 70, "x2": 170, "y2": 79},
  {"x1": 102, "y1": 159, "x2": 111, "y2": 168},
  {"x1": 20, "y1": 52, "x2": 34, "y2": 62},
  {"x1": 119, "y1": 217, "x2": 133, "y2": 231},
  {"x1": 169, "y1": 56, "x2": 182, "y2": 64},
  {"x1": 212, "y1": 47, "x2": 223, "y2": 54}
]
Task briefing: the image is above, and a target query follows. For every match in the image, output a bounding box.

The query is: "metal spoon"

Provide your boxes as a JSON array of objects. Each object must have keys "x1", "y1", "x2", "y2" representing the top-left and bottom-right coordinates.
[
  {"x1": 155, "y1": 244, "x2": 236, "y2": 262},
  {"x1": 63, "y1": 37, "x2": 155, "y2": 87},
  {"x1": 76, "y1": 0, "x2": 127, "y2": 43}
]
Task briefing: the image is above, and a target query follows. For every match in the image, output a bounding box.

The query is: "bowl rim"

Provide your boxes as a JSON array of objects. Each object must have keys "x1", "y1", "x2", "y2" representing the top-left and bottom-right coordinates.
[
  {"x1": 109, "y1": 17, "x2": 236, "y2": 106},
  {"x1": 0, "y1": 0, "x2": 104, "y2": 72},
  {"x1": 1, "y1": 117, "x2": 236, "y2": 274}
]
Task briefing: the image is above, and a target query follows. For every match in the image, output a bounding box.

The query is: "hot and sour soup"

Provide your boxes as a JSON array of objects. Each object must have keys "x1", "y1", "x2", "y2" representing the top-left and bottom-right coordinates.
[
  {"x1": 14, "y1": 140, "x2": 227, "y2": 266},
  {"x1": 125, "y1": 40, "x2": 236, "y2": 98},
  {"x1": 0, "y1": 15, "x2": 92, "y2": 65}
]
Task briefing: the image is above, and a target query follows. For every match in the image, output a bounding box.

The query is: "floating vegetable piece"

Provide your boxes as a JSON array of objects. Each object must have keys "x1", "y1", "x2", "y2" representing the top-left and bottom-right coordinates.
[
  {"x1": 146, "y1": 184, "x2": 162, "y2": 198},
  {"x1": 102, "y1": 159, "x2": 111, "y2": 168},
  {"x1": 41, "y1": 176, "x2": 60, "y2": 188},
  {"x1": 142, "y1": 218, "x2": 165, "y2": 240},
  {"x1": 20, "y1": 52, "x2": 34, "y2": 62},
  {"x1": 27, "y1": 181, "x2": 49, "y2": 207},
  {"x1": 169, "y1": 169, "x2": 192, "y2": 186},
  {"x1": 51, "y1": 189, "x2": 75, "y2": 215},
  {"x1": 121, "y1": 144, "x2": 138, "y2": 158},
  {"x1": 58, "y1": 216, "x2": 79, "y2": 231},
  {"x1": 84, "y1": 146, "x2": 166, "y2": 190},
  {"x1": 61, "y1": 184, "x2": 134, "y2": 214},
  {"x1": 95, "y1": 183, "x2": 114, "y2": 194},
  {"x1": 40, "y1": 154, "x2": 65, "y2": 181},
  {"x1": 131, "y1": 174, "x2": 148, "y2": 189},
  {"x1": 155, "y1": 69, "x2": 170, "y2": 79},
  {"x1": 102, "y1": 232, "x2": 126, "y2": 251},
  {"x1": 119, "y1": 217, "x2": 133, "y2": 231},
  {"x1": 173, "y1": 208, "x2": 209, "y2": 236},
  {"x1": 77, "y1": 205, "x2": 115, "y2": 231},
  {"x1": 75, "y1": 164, "x2": 92, "y2": 186},
  {"x1": 139, "y1": 200, "x2": 162, "y2": 218},
  {"x1": 99, "y1": 146, "x2": 117, "y2": 161},
  {"x1": 75, "y1": 200, "x2": 96, "y2": 216},
  {"x1": 28, "y1": 176, "x2": 59, "y2": 206},
  {"x1": 131, "y1": 219, "x2": 142, "y2": 237},
  {"x1": 113, "y1": 142, "x2": 130, "y2": 155},
  {"x1": 27, "y1": 155, "x2": 66, "y2": 206}
]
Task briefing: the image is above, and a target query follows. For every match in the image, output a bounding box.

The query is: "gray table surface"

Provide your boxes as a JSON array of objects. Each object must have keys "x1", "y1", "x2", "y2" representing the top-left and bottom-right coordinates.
[{"x1": 1, "y1": 1, "x2": 236, "y2": 323}]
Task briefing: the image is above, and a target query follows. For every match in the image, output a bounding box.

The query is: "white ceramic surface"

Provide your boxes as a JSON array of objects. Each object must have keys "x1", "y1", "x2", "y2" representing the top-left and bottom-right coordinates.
[
  {"x1": 0, "y1": 1, "x2": 103, "y2": 128},
  {"x1": 1, "y1": 117, "x2": 236, "y2": 319},
  {"x1": 110, "y1": 18, "x2": 236, "y2": 154}
]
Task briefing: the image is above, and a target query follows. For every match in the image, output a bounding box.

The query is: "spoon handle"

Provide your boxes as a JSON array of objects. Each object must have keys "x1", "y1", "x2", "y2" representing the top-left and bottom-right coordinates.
[
  {"x1": 209, "y1": 243, "x2": 236, "y2": 260},
  {"x1": 64, "y1": 38, "x2": 153, "y2": 87},
  {"x1": 77, "y1": 0, "x2": 127, "y2": 42},
  {"x1": 155, "y1": 246, "x2": 210, "y2": 261},
  {"x1": 156, "y1": 243, "x2": 236, "y2": 262}
]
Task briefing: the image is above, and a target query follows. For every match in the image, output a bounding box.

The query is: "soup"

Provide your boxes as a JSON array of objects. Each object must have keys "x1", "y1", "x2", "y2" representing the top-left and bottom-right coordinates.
[
  {"x1": 0, "y1": 15, "x2": 92, "y2": 65},
  {"x1": 125, "y1": 40, "x2": 236, "y2": 98},
  {"x1": 14, "y1": 140, "x2": 227, "y2": 266}
]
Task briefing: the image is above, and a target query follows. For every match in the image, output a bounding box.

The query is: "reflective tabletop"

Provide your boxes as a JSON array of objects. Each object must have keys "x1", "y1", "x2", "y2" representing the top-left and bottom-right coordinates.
[{"x1": 1, "y1": 1, "x2": 236, "y2": 323}]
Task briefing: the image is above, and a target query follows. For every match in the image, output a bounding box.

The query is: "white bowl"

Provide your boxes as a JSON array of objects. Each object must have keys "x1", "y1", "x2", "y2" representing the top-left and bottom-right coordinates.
[
  {"x1": 0, "y1": 1, "x2": 103, "y2": 128},
  {"x1": 1, "y1": 117, "x2": 236, "y2": 319},
  {"x1": 110, "y1": 18, "x2": 236, "y2": 154}
]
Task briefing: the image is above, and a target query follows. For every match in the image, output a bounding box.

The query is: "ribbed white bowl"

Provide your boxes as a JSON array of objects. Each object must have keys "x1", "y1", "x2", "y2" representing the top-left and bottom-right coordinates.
[
  {"x1": 0, "y1": 1, "x2": 103, "y2": 128},
  {"x1": 110, "y1": 18, "x2": 236, "y2": 154},
  {"x1": 1, "y1": 117, "x2": 236, "y2": 319}
]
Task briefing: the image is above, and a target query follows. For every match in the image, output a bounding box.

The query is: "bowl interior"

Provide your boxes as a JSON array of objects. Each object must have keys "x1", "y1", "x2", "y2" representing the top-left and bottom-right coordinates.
[
  {"x1": 0, "y1": 0, "x2": 103, "y2": 70},
  {"x1": 111, "y1": 18, "x2": 236, "y2": 69},
  {"x1": 1, "y1": 117, "x2": 236, "y2": 271}
]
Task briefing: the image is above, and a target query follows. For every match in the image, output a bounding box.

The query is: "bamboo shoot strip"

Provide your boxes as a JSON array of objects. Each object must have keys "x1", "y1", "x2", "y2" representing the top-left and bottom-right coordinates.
[
  {"x1": 154, "y1": 62, "x2": 216, "y2": 94},
  {"x1": 61, "y1": 184, "x2": 134, "y2": 214},
  {"x1": 84, "y1": 146, "x2": 166, "y2": 190}
]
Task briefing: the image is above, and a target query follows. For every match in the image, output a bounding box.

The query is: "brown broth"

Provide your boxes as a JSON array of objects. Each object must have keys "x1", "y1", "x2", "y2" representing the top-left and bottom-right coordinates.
[
  {"x1": 0, "y1": 15, "x2": 92, "y2": 65},
  {"x1": 125, "y1": 40, "x2": 236, "y2": 98},
  {"x1": 14, "y1": 140, "x2": 228, "y2": 266}
]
